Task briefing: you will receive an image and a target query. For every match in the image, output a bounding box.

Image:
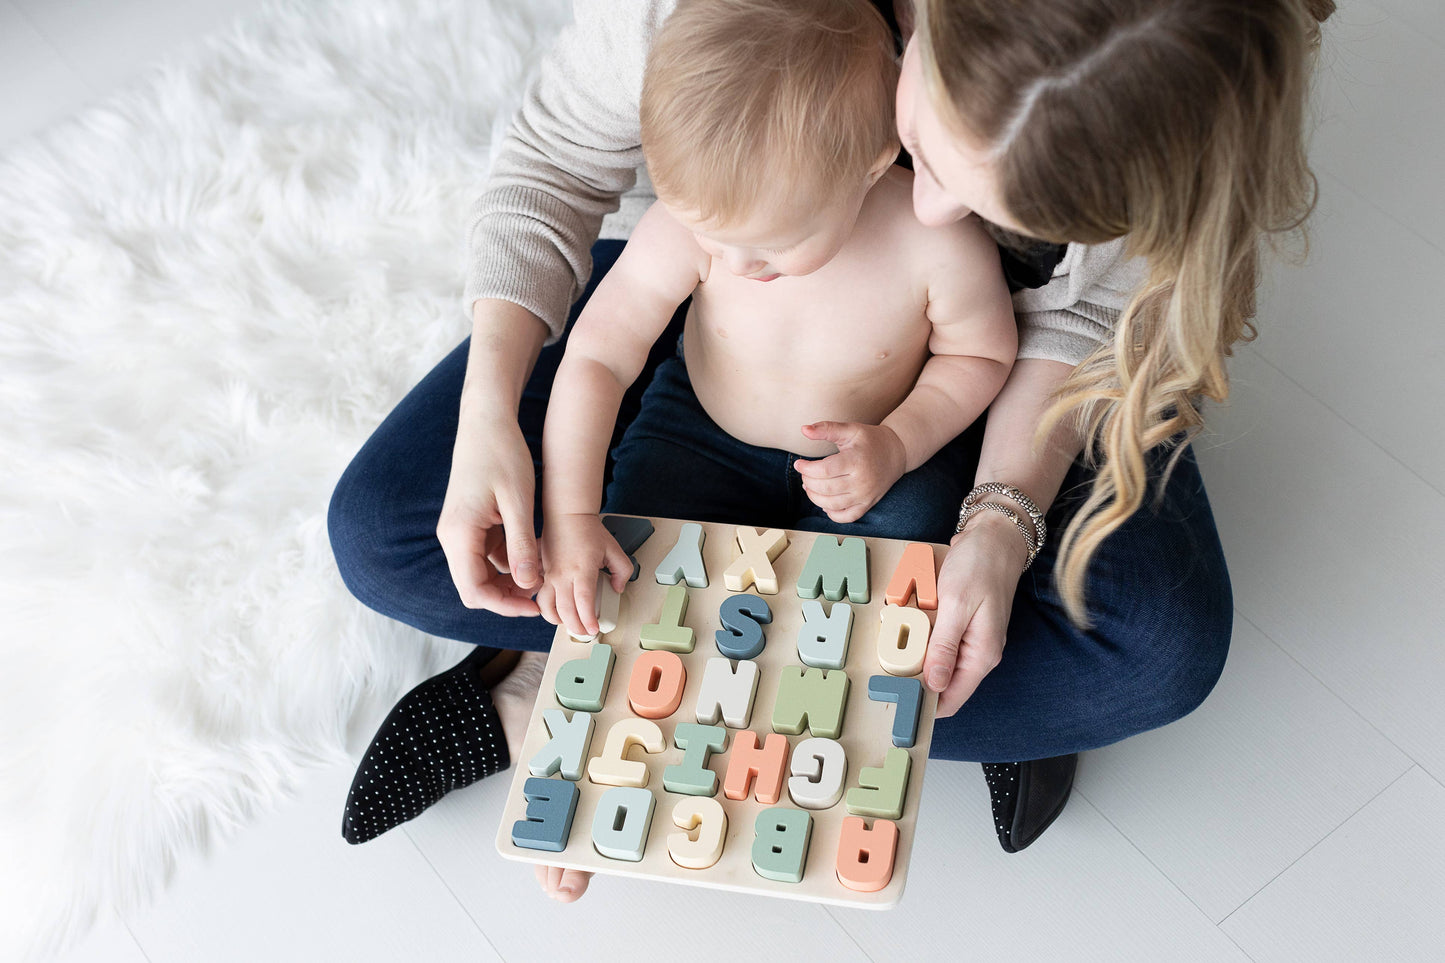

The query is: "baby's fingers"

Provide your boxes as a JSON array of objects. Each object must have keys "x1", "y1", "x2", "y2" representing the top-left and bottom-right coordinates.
[{"x1": 792, "y1": 455, "x2": 846, "y2": 479}]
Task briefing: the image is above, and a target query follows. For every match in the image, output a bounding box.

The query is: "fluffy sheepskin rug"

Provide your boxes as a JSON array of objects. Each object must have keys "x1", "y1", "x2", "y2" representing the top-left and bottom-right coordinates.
[{"x1": 0, "y1": 0, "x2": 569, "y2": 958}]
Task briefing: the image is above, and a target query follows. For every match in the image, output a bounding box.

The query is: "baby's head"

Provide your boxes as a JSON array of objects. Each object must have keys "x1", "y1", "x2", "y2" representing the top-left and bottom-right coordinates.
[{"x1": 641, "y1": 0, "x2": 900, "y2": 280}]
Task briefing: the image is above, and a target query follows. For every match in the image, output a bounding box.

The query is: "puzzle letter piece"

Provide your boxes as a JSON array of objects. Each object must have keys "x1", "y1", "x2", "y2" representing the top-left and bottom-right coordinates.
[
  {"x1": 751, "y1": 808, "x2": 813, "y2": 884},
  {"x1": 867, "y1": 675, "x2": 923, "y2": 749},
  {"x1": 723, "y1": 730, "x2": 789, "y2": 804},
  {"x1": 694, "y1": 657, "x2": 760, "y2": 728},
  {"x1": 796, "y1": 535, "x2": 870, "y2": 603},
  {"x1": 641, "y1": 583, "x2": 695, "y2": 652},
  {"x1": 668, "y1": 796, "x2": 728, "y2": 871},
  {"x1": 723, "y1": 527, "x2": 789, "y2": 594},
  {"x1": 591, "y1": 786, "x2": 656, "y2": 862},
  {"x1": 511, "y1": 777, "x2": 580, "y2": 853},
  {"x1": 664, "y1": 722, "x2": 727, "y2": 796},
  {"x1": 602, "y1": 514, "x2": 655, "y2": 555},
  {"x1": 554, "y1": 643, "x2": 615, "y2": 712},
  {"x1": 771, "y1": 665, "x2": 850, "y2": 739},
  {"x1": 587, "y1": 717, "x2": 665, "y2": 788},
  {"x1": 567, "y1": 571, "x2": 623, "y2": 642},
  {"x1": 884, "y1": 542, "x2": 938, "y2": 610},
  {"x1": 795, "y1": 599, "x2": 853, "y2": 670},
  {"x1": 527, "y1": 708, "x2": 596, "y2": 781},
  {"x1": 787, "y1": 737, "x2": 847, "y2": 810},
  {"x1": 845, "y1": 746, "x2": 912, "y2": 820},
  {"x1": 835, "y1": 816, "x2": 899, "y2": 893},
  {"x1": 715, "y1": 593, "x2": 772, "y2": 660},
  {"x1": 654, "y1": 522, "x2": 708, "y2": 588},
  {"x1": 876, "y1": 604, "x2": 931, "y2": 677},
  {"x1": 628, "y1": 650, "x2": 687, "y2": 720}
]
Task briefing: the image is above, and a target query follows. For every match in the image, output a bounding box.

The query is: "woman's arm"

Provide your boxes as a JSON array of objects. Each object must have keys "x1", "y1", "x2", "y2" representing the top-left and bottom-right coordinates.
[{"x1": 921, "y1": 357, "x2": 1083, "y2": 716}]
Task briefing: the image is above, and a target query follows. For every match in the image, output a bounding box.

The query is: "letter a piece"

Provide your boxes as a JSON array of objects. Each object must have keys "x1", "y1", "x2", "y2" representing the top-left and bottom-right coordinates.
[
  {"x1": 715, "y1": 593, "x2": 772, "y2": 660},
  {"x1": 751, "y1": 808, "x2": 813, "y2": 884},
  {"x1": 787, "y1": 737, "x2": 847, "y2": 810},
  {"x1": 693, "y1": 657, "x2": 760, "y2": 728},
  {"x1": 654, "y1": 521, "x2": 708, "y2": 588},
  {"x1": 723, "y1": 527, "x2": 789, "y2": 595},
  {"x1": 835, "y1": 816, "x2": 899, "y2": 893},
  {"x1": 876, "y1": 604, "x2": 931, "y2": 677},
  {"x1": 664, "y1": 723, "x2": 728, "y2": 796},
  {"x1": 527, "y1": 708, "x2": 596, "y2": 781},
  {"x1": 627, "y1": 650, "x2": 687, "y2": 720},
  {"x1": 587, "y1": 717, "x2": 665, "y2": 788},
  {"x1": 668, "y1": 796, "x2": 728, "y2": 870},
  {"x1": 867, "y1": 675, "x2": 924, "y2": 749},
  {"x1": 845, "y1": 746, "x2": 912, "y2": 820},
  {"x1": 554, "y1": 643, "x2": 615, "y2": 712},
  {"x1": 796, "y1": 535, "x2": 870, "y2": 603},
  {"x1": 641, "y1": 583, "x2": 695, "y2": 652},
  {"x1": 591, "y1": 786, "x2": 656, "y2": 862},
  {"x1": 795, "y1": 599, "x2": 853, "y2": 669},
  {"x1": 771, "y1": 666, "x2": 850, "y2": 739},
  {"x1": 884, "y1": 542, "x2": 939, "y2": 610},
  {"x1": 722, "y1": 730, "x2": 789, "y2": 804},
  {"x1": 511, "y1": 777, "x2": 580, "y2": 853}
]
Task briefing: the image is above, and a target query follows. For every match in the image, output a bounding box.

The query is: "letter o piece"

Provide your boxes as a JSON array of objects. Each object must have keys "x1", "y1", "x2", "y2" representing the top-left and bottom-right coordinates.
[
  {"x1": 787, "y1": 737, "x2": 847, "y2": 810},
  {"x1": 591, "y1": 786, "x2": 657, "y2": 862},
  {"x1": 835, "y1": 816, "x2": 899, "y2": 893},
  {"x1": 668, "y1": 796, "x2": 728, "y2": 870},
  {"x1": 628, "y1": 650, "x2": 686, "y2": 719},
  {"x1": 587, "y1": 717, "x2": 665, "y2": 788},
  {"x1": 876, "y1": 604, "x2": 931, "y2": 677}
]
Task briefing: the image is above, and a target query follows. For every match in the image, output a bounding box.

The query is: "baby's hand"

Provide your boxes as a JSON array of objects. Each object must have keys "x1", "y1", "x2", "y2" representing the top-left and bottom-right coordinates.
[
  {"x1": 794, "y1": 421, "x2": 908, "y2": 524},
  {"x1": 539, "y1": 513, "x2": 632, "y2": 638}
]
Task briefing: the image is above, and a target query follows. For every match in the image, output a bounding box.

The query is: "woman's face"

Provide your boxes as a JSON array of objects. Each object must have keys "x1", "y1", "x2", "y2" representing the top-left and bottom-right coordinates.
[{"x1": 895, "y1": 36, "x2": 1027, "y2": 235}]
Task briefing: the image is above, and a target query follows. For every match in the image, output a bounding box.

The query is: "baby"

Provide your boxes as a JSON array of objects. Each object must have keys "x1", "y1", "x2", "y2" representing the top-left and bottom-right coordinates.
[{"x1": 538, "y1": 0, "x2": 1016, "y2": 637}]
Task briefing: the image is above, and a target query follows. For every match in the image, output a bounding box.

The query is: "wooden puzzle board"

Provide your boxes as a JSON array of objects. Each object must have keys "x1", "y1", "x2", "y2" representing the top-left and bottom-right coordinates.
[{"x1": 495, "y1": 515, "x2": 943, "y2": 909}]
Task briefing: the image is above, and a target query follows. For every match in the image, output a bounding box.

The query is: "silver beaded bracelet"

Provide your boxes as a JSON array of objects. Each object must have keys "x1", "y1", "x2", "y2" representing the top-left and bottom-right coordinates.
[{"x1": 954, "y1": 482, "x2": 1048, "y2": 570}]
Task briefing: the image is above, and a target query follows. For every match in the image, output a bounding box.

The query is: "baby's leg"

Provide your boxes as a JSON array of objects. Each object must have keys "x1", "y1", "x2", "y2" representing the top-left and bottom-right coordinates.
[{"x1": 602, "y1": 355, "x2": 791, "y2": 526}]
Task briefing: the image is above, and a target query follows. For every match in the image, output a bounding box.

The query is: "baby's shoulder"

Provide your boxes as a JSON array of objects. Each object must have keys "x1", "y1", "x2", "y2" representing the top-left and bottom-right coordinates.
[{"x1": 862, "y1": 167, "x2": 999, "y2": 268}]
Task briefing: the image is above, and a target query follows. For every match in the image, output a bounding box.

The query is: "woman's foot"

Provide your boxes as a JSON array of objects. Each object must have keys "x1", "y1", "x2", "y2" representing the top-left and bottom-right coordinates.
[
  {"x1": 492, "y1": 650, "x2": 548, "y2": 763},
  {"x1": 982, "y1": 753, "x2": 1078, "y2": 853},
  {"x1": 341, "y1": 646, "x2": 525, "y2": 844}
]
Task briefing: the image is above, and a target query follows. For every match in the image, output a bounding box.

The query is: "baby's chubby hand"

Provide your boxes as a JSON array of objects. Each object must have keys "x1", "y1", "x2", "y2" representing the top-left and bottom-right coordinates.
[
  {"x1": 538, "y1": 513, "x2": 632, "y2": 638},
  {"x1": 794, "y1": 421, "x2": 908, "y2": 524}
]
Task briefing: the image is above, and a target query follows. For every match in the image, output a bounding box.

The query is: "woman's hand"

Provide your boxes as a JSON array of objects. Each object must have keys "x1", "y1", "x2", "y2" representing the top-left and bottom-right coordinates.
[
  {"x1": 922, "y1": 510, "x2": 1031, "y2": 716},
  {"x1": 794, "y1": 422, "x2": 908, "y2": 524},
  {"x1": 436, "y1": 412, "x2": 543, "y2": 617},
  {"x1": 538, "y1": 513, "x2": 633, "y2": 638}
]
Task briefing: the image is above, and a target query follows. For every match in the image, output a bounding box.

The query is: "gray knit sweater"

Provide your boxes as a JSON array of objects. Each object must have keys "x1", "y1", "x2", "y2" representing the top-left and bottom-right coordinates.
[{"x1": 465, "y1": 0, "x2": 1146, "y2": 366}]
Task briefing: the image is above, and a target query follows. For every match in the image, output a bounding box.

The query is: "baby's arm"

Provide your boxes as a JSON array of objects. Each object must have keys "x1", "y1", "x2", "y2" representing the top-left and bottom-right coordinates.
[
  {"x1": 539, "y1": 203, "x2": 708, "y2": 636},
  {"x1": 797, "y1": 220, "x2": 1016, "y2": 523}
]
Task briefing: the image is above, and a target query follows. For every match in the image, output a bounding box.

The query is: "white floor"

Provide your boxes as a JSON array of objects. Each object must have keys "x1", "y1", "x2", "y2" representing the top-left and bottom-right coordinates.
[{"x1": 12, "y1": 0, "x2": 1444, "y2": 960}]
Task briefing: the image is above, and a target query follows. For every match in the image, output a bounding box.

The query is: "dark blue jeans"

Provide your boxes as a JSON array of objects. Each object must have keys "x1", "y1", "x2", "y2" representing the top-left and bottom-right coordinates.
[{"x1": 328, "y1": 240, "x2": 1232, "y2": 762}]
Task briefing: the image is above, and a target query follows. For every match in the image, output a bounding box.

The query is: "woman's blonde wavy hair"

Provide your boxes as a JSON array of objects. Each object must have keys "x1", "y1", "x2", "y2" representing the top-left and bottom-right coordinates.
[{"x1": 917, "y1": 0, "x2": 1334, "y2": 624}]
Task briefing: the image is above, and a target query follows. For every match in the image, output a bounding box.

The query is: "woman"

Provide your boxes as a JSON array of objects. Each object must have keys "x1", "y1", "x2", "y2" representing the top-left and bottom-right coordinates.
[{"x1": 327, "y1": 0, "x2": 1333, "y2": 897}]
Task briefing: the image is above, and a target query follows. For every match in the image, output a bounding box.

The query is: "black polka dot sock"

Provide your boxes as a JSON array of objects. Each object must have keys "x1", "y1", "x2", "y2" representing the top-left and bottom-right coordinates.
[
  {"x1": 342, "y1": 646, "x2": 513, "y2": 845},
  {"x1": 982, "y1": 762, "x2": 1022, "y2": 850},
  {"x1": 982, "y1": 753, "x2": 1078, "y2": 854}
]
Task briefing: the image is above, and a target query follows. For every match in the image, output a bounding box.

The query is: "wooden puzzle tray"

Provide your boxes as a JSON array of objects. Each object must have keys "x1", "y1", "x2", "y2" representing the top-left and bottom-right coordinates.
[{"x1": 495, "y1": 515, "x2": 943, "y2": 908}]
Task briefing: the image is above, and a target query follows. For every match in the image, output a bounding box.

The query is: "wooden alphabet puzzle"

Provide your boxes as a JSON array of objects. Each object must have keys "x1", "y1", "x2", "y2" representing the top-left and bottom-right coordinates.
[{"x1": 495, "y1": 515, "x2": 943, "y2": 908}]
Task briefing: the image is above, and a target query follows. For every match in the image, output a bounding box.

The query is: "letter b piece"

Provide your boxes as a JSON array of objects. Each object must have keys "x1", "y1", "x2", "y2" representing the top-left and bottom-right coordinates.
[{"x1": 751, "y1": 808, "x2": 814, "y2": 884}]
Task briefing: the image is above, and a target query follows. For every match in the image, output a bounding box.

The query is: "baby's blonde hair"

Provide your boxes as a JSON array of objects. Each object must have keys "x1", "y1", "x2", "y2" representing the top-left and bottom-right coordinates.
[
  {"x1": 917, "y1": 0, "x2": 1333, "y2": 625},
  {"x1": 641, "y1": 0, "x2": 899, "y2": 224}
]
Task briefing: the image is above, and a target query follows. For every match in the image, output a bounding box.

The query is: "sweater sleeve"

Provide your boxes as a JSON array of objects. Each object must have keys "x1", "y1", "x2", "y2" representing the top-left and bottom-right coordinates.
[
  {"x1": 1011, "y1": 236, "x2": 1148, "y2": 366},
  {"x1": 463, "y1": 0, "x2": 676, "y2": 343}
]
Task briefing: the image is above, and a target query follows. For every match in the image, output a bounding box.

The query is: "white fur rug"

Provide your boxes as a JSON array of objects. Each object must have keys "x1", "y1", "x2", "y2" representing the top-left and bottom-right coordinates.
[{"x1": 0, "y1": 1, "x2": 569, "y2": 958}]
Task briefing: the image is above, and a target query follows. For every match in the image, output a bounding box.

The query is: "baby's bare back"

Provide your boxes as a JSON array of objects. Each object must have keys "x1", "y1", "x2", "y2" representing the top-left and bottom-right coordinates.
[{"x1": 683, "y1": 170, "x2": 942, "y2": 457}]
